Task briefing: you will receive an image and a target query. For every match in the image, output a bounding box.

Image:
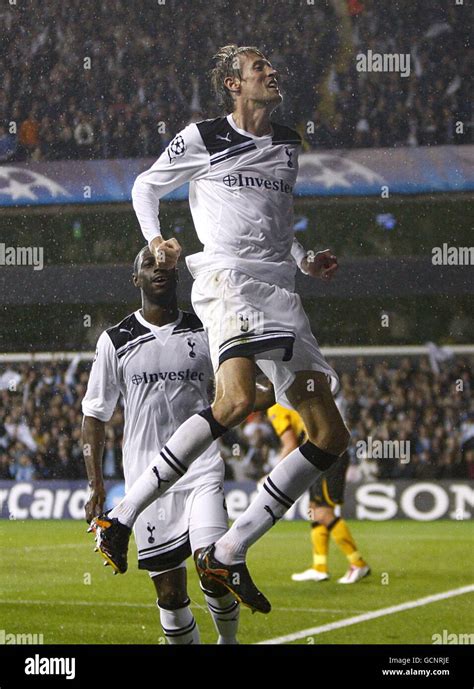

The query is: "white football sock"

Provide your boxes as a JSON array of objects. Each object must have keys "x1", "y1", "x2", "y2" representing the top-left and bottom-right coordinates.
[
  {"x1": 109, "y1": 411, "x2": 223, "y2": 527},
  {"x1": 203, "y1": 590, "x2": 240, "y2": 645},
  {"x1": 158, "y1": 601, "x2": 200, "y2": 645},
  {"x1": 214, "y1": 446, "x2": 332, "y2": 565}
]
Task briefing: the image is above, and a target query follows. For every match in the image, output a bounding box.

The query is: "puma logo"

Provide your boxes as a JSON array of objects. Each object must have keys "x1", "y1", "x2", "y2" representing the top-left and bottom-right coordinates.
[
  {"x1": 216, "y1": 133, "x2": 231, "y2": 143},
  {"x1": 264, "y1": 505, "x2": 279, "y2": 526},
  {"x1": 152, "y1": 466, "x2": 170, "y2": 490}
]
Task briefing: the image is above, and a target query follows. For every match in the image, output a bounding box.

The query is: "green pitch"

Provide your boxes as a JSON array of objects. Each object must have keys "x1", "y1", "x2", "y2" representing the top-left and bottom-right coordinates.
[{"x1": 1, "y1": 520, "x2": 473, "y2": 645}]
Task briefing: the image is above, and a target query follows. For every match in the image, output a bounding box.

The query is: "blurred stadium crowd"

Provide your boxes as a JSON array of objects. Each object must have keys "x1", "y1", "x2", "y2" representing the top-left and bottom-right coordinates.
[
  {"x1": 1, "y1": 356, "x2": 473, "y2": 483},
  {"x1": 0, "y1": 0, "x2": 470, "y2": 162}
]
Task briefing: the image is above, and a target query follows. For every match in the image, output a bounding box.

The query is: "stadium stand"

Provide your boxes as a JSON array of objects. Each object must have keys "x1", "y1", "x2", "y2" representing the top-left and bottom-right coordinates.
[
  {"x1": 1, "y1": 0, "x2": 470, "y2": 163},
  {"x1": 1, "y1": 355, "x2": 472, "y2": 481}
]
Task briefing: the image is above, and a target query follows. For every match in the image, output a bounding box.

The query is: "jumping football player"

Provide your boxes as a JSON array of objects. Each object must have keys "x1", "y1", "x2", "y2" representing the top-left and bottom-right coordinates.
[
  {"x1": 92, "y1": 45, "x2": 349, "y2": 614},
  {"x1": 82, "y1": 247, "x2": 241, "y2": 644},
  {"x1": 267, "y1": 402, "x2": 370, "y2": 584}
]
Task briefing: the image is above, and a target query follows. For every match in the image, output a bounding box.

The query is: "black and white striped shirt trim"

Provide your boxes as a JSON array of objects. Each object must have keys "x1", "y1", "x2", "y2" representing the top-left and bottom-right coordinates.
[
  {"x1": 116, "y1": 333, "x2": 155, "y2": 359},
  {"x1": 171, "y1": 326, "x2": 204, "y2": 334},
  {"x1": 272, "y1": 139, "x2": 301, "y2": 145},
  {"x1": 210, "y1": 141, "x2": 257, "y2": 166}
]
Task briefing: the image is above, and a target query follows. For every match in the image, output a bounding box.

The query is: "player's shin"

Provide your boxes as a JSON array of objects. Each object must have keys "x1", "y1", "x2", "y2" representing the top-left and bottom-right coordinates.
[
  {"x1": 109, "y1": 409, "x2": 227, "y2": 527},
  {"x1": 157, "y1": 599, "x2": 200, "y2": 645},
  {"x1": 201, "y1": 584, "x2": 240, "y2": 645},
  {"x1": 311, "y1": 522, "x2": 330, "y2": 572},
  {"x1": 329, "y1": 516, "x2": 367, "y2": 567},
  {"x1": 214, "y1": 441, "x2": 338, "y2": 565}
]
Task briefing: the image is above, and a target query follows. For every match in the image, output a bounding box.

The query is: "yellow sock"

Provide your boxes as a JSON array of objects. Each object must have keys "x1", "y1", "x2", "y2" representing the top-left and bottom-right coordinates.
[
  {"x1": 329, "y1": 518, "x2": 366, "y2": 568},
  {"x1": 311, "y1": 524, "x2": 329, "y2": 573}
]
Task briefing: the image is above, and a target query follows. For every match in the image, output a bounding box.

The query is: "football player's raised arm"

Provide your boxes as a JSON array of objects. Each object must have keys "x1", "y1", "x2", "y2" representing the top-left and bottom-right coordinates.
[
  {"x1": 131, "y1": 123, "x2": 210, "y2": 246},
  {"x1": 81, "y1": 332, "x2": 120, "y2": 521}
]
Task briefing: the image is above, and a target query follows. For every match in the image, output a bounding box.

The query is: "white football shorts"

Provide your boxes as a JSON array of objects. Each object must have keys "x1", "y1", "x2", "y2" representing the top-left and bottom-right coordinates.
[
  {"x1": 191, "y1": 268, "x2": 339, "y2": 409},
  {"x1": 134, "y1": 480, "x2": 228, "y2": 576}
]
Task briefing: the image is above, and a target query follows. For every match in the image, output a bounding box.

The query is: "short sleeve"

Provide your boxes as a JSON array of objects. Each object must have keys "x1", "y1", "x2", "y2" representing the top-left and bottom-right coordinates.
[{"x1": 82, "y1": 332, "x2": 121, "y2": 422}]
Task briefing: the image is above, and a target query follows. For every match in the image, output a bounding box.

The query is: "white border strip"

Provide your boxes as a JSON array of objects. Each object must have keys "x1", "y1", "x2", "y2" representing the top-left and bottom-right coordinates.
[{"x1": 259, "y1": 584, "x2": 474, "y2": 645}]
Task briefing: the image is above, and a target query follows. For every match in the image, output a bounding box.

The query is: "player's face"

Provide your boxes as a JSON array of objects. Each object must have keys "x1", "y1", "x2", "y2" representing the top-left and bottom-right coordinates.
[
  {"x1": 133, "y1": 249, "x2": 177, "y2": 302},
  {"x1": 238, "y1": 53, "x2": 282, "y2": 107}
]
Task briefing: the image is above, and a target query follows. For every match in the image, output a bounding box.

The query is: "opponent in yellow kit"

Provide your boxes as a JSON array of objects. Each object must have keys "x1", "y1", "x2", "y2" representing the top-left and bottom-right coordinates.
[{"x1": 267, "y1": 403, "x2": 370, "y2": 583}]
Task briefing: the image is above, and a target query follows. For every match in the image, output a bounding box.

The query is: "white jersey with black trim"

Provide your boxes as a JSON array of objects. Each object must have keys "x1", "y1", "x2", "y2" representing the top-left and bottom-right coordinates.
[
  {"x1": 132, "y1": 114, "x2": 307, "y2": 291},
  {"x1": 81, "y1": 309, "x2": 224, "y2": 491}
]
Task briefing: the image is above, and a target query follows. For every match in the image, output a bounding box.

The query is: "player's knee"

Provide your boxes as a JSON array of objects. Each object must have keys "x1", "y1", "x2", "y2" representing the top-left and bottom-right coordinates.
[
  {"x1": 157, "y1": 588, "x2": 189, "y2": 610},
  {"x1": 229, "y1": 396, "x2": 255, "y2": 424},
  {"x1": 313, "y1": 507, "x2": 334, "y2": 526},
  {"x1": 308, "y1": 424, "x2": 350, "y2": 456},
  {"x1": 333, "y1": 425, "x2": 350, "y2": 455},
  {"x1": 213, "y1": 394, "x2": 255, "y2": 427},
  {"x1": 153, "y1": 570, "x2": 188, "y2": 610}
]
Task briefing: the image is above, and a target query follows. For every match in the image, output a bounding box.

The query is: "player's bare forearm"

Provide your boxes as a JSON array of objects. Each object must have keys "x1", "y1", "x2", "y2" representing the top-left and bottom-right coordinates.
[
  {"x1": 82, "y1": 415, "x2": 106, "y2": 521},
  {"x1": 82, "y1": 415, "x2": 105, "y2": 485}
]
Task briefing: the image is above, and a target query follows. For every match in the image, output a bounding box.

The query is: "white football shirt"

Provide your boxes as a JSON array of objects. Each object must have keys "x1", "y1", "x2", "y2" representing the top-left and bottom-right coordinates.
[
  {"x1": 132, "y1": 114, "x2": 307, "y2": 291},
  {"x1": 82, "y1": 309, "x2": 224, "y2": 491}
]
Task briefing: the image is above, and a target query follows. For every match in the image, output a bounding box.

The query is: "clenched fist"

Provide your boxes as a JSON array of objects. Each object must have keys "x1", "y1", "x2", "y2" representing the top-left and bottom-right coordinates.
[
  {"x1": 149, "y1": 236, "x2": 182, "y2": 269},
  {"x1": 302, "y1": 249, "x2": 339, "y2": 281}
]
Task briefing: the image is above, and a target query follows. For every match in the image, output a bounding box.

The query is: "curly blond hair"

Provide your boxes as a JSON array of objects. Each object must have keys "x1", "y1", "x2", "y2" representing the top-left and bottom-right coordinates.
[{"x1": 210, "y1": 44, "x2": 266, "y2": 114}]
